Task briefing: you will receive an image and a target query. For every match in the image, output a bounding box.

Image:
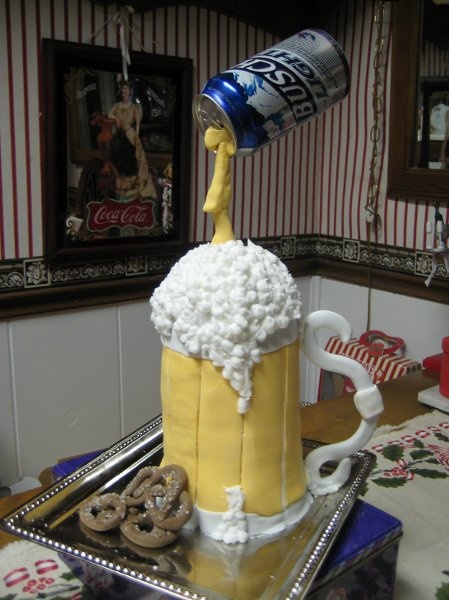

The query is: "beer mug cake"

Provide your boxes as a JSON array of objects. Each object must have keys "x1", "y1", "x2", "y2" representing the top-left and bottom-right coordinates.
[
  {"x1": 151, "y1": 164, "x2": 382, "y2": 544},
  {"x1": 150, "y1": 30, "x2": 382, "y2": 544}
]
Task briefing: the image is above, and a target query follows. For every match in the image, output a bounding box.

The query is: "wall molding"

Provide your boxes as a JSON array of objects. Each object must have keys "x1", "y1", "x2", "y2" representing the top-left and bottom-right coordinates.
[
  {"x1": 0, "y1": 235, "x2": 447, "y2": 318},
  {"x1": 282, "y1": 236, "x2": 449, "y2": 305}
]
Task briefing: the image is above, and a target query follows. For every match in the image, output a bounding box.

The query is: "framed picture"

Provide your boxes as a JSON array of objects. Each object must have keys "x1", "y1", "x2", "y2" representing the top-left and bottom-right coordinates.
[
  {"x1": 42, "y1": 39, "x2": 193, "y2": 261},
  {"x1": 417, "y1": 77, "x2": 449, "y2": 169}
]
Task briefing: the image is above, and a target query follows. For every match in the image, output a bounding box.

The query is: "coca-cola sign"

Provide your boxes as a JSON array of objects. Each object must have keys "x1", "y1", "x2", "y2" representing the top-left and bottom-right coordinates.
[{"x1": 86, "y1": 198, "x2": 155, "y2": 232}]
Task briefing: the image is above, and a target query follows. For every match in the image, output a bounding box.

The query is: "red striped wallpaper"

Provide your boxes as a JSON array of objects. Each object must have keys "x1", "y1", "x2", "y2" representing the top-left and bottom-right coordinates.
[{"x1": 0, "y1": 0, "x2": 440, "y2": 261}]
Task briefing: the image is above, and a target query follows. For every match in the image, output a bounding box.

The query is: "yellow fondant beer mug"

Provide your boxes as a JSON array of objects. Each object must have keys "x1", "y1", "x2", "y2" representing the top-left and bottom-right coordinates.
[{"x1": 151, "y1": 235, "x2": 383, "y2": 543}]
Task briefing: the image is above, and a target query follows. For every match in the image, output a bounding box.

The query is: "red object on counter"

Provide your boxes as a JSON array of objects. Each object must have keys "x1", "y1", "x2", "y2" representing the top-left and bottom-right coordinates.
[
  {"x1": 422, "y1": 353, "x2": 443, "y2": 372},
  {"x1": 440, "y1": 337, "x2": 449, "y2": 398}
]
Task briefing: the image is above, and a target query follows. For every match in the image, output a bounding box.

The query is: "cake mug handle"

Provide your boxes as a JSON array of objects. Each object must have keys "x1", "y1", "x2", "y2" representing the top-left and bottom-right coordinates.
[{"x1": 301, "y1": 310, "x2": 384, "y2": 495}]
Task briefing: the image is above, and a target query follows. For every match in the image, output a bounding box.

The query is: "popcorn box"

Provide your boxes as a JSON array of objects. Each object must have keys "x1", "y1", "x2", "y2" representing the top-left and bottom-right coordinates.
[
  {"x1": 318, "y1": 335, "x2": 421, "y2": 401},
  {"x1": 307, "y1": 500, "x2": 402, "y2": 599}
]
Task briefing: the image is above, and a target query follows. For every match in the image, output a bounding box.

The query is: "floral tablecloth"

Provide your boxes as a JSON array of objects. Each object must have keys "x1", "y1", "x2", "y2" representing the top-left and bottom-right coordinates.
[
  {"x1": 0, "y1": 539, "x2": 167, "y2": 599},
  {"x1": 0, "y1": 539, "x2": 106, "y2": 599},
  {"x1": 362, "y1": 410, "x2": 449, "y2": 600}
]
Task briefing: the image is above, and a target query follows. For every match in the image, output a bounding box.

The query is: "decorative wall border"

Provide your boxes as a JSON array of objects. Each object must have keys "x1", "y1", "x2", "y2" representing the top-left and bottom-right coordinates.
[
  {"x1": 283, "y1": 235, "x2": 448, "y2": 281},
  {"x1": 1, "y1": 236, "x2": 447, "y2": 295},
  {"x1": 0, "y1": 235, "x2": 447, "y2": 317},
  {"x1": 0, "y1": 254, "x2": 178, "y2": 294}
]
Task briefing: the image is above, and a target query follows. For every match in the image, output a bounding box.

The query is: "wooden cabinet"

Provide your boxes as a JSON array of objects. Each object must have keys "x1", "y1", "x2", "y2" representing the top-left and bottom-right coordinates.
[{"x1": 90, "y1": 0, "x2": 341, "y2": 37}]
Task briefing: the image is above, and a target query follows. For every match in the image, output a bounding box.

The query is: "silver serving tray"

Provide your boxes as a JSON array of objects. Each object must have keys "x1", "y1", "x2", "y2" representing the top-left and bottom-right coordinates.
[{"x1": 1, "y1": 416, "x2": 375, "y2": 599}]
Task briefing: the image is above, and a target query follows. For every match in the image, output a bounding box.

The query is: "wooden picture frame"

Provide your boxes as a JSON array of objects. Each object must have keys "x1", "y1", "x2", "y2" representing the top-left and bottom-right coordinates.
[
  {"x1": 42, "y1": 39, "x2": 192, "y2": 262},
  {"x1": 418, "y1": 77, "x2": 449, "y2": 170}
]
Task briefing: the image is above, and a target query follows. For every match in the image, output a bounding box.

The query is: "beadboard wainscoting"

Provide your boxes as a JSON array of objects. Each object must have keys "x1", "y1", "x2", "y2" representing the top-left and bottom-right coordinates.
[{"x1": 0, "y1": 300, "x2": 162, "y2": 486}]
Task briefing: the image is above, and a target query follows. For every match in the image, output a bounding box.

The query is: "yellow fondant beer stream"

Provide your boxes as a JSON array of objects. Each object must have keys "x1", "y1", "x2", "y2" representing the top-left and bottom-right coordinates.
[{"x1": 202, "y1": 127, "x2": 236, "y2": 244}]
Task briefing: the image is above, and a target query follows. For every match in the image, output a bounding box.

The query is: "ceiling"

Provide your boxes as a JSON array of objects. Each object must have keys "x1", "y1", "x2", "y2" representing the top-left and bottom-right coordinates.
[{"x1": 90, "y1": 0, "x2": 343, "y2": 38}]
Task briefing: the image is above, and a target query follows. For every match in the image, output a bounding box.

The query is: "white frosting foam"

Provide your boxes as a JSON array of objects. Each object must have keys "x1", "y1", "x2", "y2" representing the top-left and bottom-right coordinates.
[
  {"x1": 184, "y1": 492, "x2": 313, "y2": 542},
  {"x1": 150, "y1": 239, "x2": 302, "y2": 413},
  {"x1": 216, "y1": 485, "x2": 248, "y2": 544}
]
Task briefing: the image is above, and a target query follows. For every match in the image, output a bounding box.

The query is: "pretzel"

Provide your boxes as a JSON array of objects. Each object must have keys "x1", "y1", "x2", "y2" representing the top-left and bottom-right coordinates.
[
  {"x1": 79, "y1": 464, "x2": 192, "y2": 549},
  {"x1": 154, "y1": 489, "x2": 193, "y2": 532},
  {"x1": 120, "y1": 509, "x2": 178, "y2": 548},
  {"x1": 144, "y1": 465, "x2": 189, "y2": 525},
  {"x1": 122, "y1": 466, "x2": 159, "y2": 507},
  {"x1": 79, "y1": 493, "x2": 126, "y2": 532}
]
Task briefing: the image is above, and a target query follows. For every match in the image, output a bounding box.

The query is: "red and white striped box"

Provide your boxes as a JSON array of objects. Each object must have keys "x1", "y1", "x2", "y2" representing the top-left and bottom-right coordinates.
[{"x1": 318, "y1": 336, "x2": 421, "y2": 402}]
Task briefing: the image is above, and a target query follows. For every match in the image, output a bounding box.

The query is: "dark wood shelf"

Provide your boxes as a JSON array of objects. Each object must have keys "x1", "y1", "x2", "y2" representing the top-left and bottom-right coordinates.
[{"x1": 90, "y1": 0, "x2": 342, "y2": 38}]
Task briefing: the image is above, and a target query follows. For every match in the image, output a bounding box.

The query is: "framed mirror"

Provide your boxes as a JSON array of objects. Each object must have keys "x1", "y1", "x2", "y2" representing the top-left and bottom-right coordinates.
[{"x1": 388, "y1": 0, "x2": 449, "y2": 201}]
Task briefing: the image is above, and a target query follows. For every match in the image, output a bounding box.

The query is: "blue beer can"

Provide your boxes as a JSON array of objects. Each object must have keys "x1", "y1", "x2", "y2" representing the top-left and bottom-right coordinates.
[{"x1": 192, "y1": 29, "x2": 350, "y2": 156}]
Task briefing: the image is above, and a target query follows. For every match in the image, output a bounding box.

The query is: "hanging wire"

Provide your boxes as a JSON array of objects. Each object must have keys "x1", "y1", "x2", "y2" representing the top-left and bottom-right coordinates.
[
  {"x1": 366, "y1": 0, "x2": 385, "y2": 330},
  {"x1": 84, "y1": 5, "x2": 157, "y2": 81}
]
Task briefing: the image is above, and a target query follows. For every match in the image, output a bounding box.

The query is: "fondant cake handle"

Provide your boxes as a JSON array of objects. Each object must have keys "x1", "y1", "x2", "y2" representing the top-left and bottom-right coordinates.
[{"x1": 301, "y1": 310, "x2": 384, "y2": 495}]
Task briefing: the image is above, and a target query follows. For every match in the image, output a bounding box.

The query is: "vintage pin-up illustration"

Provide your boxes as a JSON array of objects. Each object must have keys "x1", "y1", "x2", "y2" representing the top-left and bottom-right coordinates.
[{"x1": 43, "y1": 39, "x2": 192, "y2": 259}]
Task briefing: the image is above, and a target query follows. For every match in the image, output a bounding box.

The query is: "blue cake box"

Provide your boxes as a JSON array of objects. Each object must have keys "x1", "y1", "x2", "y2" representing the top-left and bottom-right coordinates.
[
  {"x1": 52, "y1": 455, "x2": 402, "y2": 598},
  {"x1": 308, "y1": 499, "x2": 402, "y2": 599},
  {"x1": 50, "y1": 450, "x2": 103, "y2": 480}
]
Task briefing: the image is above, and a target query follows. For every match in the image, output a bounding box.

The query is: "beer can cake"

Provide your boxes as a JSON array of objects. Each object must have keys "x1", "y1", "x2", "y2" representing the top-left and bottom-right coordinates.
[{"x1": 193, "y1": 29, "x2": 350, "y2": 156}]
